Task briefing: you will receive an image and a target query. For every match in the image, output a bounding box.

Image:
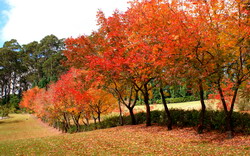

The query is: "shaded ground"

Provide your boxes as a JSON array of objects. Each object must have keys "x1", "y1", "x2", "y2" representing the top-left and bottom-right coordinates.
[{"x1": 0, "y1": 114, "x2": 249, "y2": 155}]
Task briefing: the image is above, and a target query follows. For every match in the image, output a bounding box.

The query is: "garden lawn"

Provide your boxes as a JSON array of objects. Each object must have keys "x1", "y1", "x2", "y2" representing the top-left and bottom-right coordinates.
[
  {"x1": 0, "y1": 114, "x2": 250, "y2": 155},
  {"x1": 133, "y1": 101, "x2": 202, "y2": 113},
  {"x1": 0, "y1": 114, "x2": 61, "y2": 141}
]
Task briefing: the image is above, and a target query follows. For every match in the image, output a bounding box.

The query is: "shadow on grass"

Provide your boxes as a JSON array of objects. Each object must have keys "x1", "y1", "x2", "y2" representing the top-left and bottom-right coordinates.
[{"x1": 0, "y1": 120, "x2": 23, "y2": 124}]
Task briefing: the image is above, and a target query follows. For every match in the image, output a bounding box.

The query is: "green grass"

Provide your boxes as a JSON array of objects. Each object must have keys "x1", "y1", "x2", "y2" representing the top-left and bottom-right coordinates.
[
  {"x1": 0, "y1": 113, "x2": 249, "y2": 155},
  {"x1": 0, "y1": 114, "x2": 60, "y2": 141}
]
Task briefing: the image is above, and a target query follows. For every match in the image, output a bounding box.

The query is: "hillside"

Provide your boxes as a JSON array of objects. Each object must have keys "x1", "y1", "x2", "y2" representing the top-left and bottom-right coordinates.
[{"x1": 0, "y1": 114, "x2": 250, "y2": 155}]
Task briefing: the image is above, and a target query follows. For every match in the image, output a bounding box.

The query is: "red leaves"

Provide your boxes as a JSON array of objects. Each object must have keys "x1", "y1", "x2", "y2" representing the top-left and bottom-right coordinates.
[
  {"x1": 209, "y1": 80, "x2": 235, "y2": 110},
  {"x1": 19, "y1": 87, "x2": 40, "y2": 112}
]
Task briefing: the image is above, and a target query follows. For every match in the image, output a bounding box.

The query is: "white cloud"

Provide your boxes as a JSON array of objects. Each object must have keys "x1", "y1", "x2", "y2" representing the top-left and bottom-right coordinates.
[{"x1": 2, "y1": 0, "x2": 130, "y2": 45}]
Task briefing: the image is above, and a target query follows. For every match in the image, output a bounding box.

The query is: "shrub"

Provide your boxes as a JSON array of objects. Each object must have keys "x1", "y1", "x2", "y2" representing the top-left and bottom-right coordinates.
[
  {"x1": 63, "y1": 109, "x2": 250, "y2": 135},
  {"x1": 100, "y1": 116, "x2": 121, "y2": 128},
  {"x1": 0, "y1": 105, "x2": 10, "y2": 117}
]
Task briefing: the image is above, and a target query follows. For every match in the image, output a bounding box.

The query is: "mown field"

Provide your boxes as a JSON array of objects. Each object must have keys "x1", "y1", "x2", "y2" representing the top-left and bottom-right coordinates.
[
  {"x1": 113, "y1": 101, "x2": 202, "y2": 116},
  {"x1": 0, "y1": 113, "x2": 250, "y2": 155},
  {"x1": 0, "y1": 114, "x2": 61, "y2": 141}
]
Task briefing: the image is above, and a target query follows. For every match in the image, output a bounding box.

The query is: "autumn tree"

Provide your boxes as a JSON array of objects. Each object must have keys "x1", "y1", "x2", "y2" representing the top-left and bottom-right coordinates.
[
  {"x1": 88, "y1": 88, "x2": 116, "y2": 124},
  {"x1": 50, "y1": 68, "x2": 91, "y2": 132},
  {"x1": 19, "y1": 87, "x2": 40, "y2": 112},
  {"x1": 179, "y1": 0, "x2": 250, "y2": 138}
]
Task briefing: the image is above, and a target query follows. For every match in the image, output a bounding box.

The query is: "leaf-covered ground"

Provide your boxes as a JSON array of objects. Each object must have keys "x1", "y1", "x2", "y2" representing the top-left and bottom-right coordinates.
[{"x1": 0, "y1": 114, "x2": 249, "y2": 155}]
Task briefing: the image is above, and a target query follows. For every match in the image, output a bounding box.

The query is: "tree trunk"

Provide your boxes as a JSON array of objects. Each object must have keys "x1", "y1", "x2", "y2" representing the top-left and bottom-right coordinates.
[
  {"x1": 218, "y1": 80, "x2": 239, "y2": 139},
  {"x1": 63, "y1": 113, "x2": 70, "y2": 133},
  {"x1": 4, "y1": 86, "x2": 7, "y2": 104},
  {"x1": 93, "y1": 117, "x2": 97, "y2": 125},
  {"x1": 128, "y1": 107, "x2": 136, "y2": 125},
  {"x1": 226, "y1": 86, "x2": 239, "y2": 139},
  {"x1": 160, "y1": 87, "x2": 172, "y2": 130},
  {"x1": 86, "y1": 118, "x2": 89, "y2": 125},
  {"x1": 12, "y1": 72, "x2": 17, "y2": 94},
  {"x1": 143, "y1": 84, "x2": 151, "y2": 126},
  {"x1": 118, "y1": 99, "x2": 124, "y2": 126},
  {"x1": 98, "y1": 113, "x2": 101, "y2": 123},
  {"x1": 72, "y1": 114, "x2": 81, "y2": 132},
  {"x1": 197, "y1": 80, "x2": 206, "y2": 134},
  {"x1": 93, "y1": 117, "x2": 97, "y2": 129},
  {"x1": 225, "y1": 113, "x2": 233, "y2": 139},
  {"x1": 82, "y1": 118, "x2": 89, "y2": 126}
]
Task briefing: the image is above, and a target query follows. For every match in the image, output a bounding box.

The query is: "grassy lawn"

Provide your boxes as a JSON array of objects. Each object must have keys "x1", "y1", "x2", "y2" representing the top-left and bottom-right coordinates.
[
  {"x1": 0, "y1": 113, "x2": 250, "y2": 155},
  {"x1": 129, "y1": 101, "x2": 203, "y2": 114},
  {"x1": 0, "y1": 114, "x2": 61, "y2": 141}
]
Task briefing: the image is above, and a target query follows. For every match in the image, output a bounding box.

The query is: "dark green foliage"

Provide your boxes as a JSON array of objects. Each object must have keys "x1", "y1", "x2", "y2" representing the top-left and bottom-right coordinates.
[
  {"x1": 232, "y1": 112, "x2": 250, "y2": 134},
  {"x1": 0, "y1": 39, "x2": 24, "y2": 105},
  {"x1": 38, "y1": 77, "x2": 49, "y2": 88},
  {"x1": 22, "y1": 35, "x2": 68, "y2": 89},
  {"x1": 167, "y1": 109, "x2": 199, "y2": 127},
  {"x1": 0, "y1": 35, "x2": 68, "y2": 110},
  {"x1": 9, "y1": 95, "x2": 20, "y2": 110},
  {"x1": 65, "y1": 110, "x2": 250, "y2": 135},
  {"x1": 0, "y1": 105, "x2": 15, "y2": 117}
]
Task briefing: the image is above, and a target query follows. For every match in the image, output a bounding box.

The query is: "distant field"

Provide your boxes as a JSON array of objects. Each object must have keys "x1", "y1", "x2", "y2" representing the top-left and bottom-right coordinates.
[
  {"x1": 114, "y1": 101, "x2": 203, "y2": 115},
  {"x1": 135, "y1": 101, "x2": 202, "y2": 111},
  {"x1": 0, "y1": 113, "x2": 250, "y2": 155}
]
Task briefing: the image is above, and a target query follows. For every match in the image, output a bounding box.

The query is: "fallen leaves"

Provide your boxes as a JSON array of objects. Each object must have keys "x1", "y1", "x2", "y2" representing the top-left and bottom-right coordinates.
[{"x1": 1, "y1": 115, "x2": 250, "y2": 155}]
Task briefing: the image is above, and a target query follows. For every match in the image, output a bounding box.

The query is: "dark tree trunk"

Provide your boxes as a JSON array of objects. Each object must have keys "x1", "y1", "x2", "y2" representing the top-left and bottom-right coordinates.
[
  {"x1": 143, "y1": 84, "x2": 151, "y2": 126},
  {"x1": 93, "y1": 116, "x2": 97, "y2": 129},
  {"x1": 93, "y1": 117, "x2": 97, "y2": 125},
  {"x1": 226, "y1": 86, "x2": 239, "y2": 139},
  {"x1": 217, "y1": 80, "x2": 239, "y2": 139},
  {"x1": 72, "y1": 113, "x2": 81, "y2": 132},
  {"x1": 128, "y1": 107, "x2": 136, "y2": 125},
  {"x1": 82, "y1": 118, "x2": 89, "y2": 126},
  {"x1": 63, "y1": 113, "x2": 70, "y2": 133},
  {"x1": 118, "y1": 99, "x2": 124, "y2": 126},
  {"x1": 86, "y1": 118, "x2": 89, "y2": 125},
  {"x1": 225, "y1": 113, "x2": 233, "y2": 139},
  {"x1": 97, "y1": 113, "x2": 101, "y2": 123},
  {"x1": 197, "y1": 80, "x2": 206, "y2": 134},
  {"x1": 160, "y1": 87, "x2": 172, "y2": 130}
]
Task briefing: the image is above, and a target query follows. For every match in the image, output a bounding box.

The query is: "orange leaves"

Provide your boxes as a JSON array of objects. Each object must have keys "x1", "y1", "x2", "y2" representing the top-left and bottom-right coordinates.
[
  {"x1": 88, "y1": 89, "x2": 117, "y2": 115},
  {"x1": 20, "y1": 68, "x2": 92, "y2": 121},
  {"x1": 19, "y1": 87, "x2": 40, "y2": 112},
  {"x1": 209, "y1": 79, "x2": 235, "y2": 110}
]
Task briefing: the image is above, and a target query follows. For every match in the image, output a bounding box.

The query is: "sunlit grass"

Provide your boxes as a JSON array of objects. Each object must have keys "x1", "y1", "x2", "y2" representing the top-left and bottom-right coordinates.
[
  {"x1": 135, "y1": 100, "x2": 202, "y2": 111},
  {"x1": 0, "y1": 110, "x2": 249, "y2": 155},
  {"x1": 0, "y1": 114, "x2": 61, "y2": 141},
  {"x1": 0, "y1": 123, "x2": 249, "y2": 155}
]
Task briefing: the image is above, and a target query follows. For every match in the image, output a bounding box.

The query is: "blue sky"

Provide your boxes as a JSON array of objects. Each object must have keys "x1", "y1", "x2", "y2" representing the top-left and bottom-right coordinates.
[
  {"x1": 0, "y1": 0, "x2": 129, "y2": 48},
  {"x1": 0, "y1": 0, "x2": 10, "y2": 47}
]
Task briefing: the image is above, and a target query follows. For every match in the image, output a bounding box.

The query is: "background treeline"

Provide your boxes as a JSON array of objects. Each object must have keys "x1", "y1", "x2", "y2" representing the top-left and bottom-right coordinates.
[{"x1": 0, "y1": 35, "x2": 68, "y2": 116}]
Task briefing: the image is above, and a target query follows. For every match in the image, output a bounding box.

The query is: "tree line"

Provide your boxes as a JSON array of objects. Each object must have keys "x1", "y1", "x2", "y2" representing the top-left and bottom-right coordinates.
[
  {"x1": 18, "y1": 0, "x2": 250, "y2": 139},
  {"x1": 0, "y1": 35, "x2": 67, "y2": 113}
]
